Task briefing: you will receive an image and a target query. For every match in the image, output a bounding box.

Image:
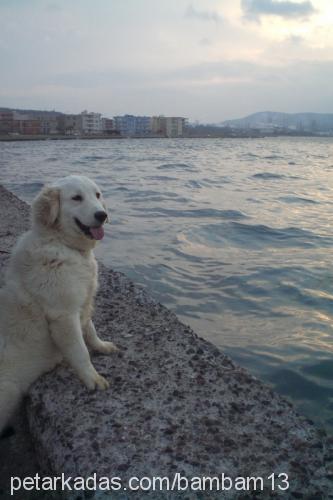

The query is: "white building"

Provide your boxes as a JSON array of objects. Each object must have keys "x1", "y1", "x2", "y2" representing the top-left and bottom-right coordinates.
[
  {"x1": 80, "y1": 111, "x2": 103, "y2": 135},
  {"x1": 165, "y1": 117, "x2": 185, "y2": 138}
]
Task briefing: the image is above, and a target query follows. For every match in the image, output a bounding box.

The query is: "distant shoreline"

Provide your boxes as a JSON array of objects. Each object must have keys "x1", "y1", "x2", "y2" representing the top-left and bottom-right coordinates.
[
  {"x1": 0, "y1": 134, "x2": 124, "y2": 142},
  {"x1": 1, "y1": 132, "x2": 331, "y2": 142}
]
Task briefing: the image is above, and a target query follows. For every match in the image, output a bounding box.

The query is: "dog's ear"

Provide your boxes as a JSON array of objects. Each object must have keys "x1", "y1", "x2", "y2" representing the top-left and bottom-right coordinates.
[{"x1": 32, "y1": 187, "x2": 60, "y2": 228}]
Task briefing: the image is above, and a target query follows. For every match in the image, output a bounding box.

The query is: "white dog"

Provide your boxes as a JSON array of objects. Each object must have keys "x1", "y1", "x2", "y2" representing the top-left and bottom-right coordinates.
[{"x1": 0, "y1": 175, "x2": 118, "y2": 433}]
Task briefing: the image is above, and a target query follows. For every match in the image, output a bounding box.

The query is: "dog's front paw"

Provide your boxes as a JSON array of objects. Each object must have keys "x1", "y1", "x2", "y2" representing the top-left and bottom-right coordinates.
[
  {"x1": 96, "y1": 341, "x2": 119, "y2": 355},
  {"x1": 94, "y1": 373, "x2": 110, "y2": 390},
  {"x1": 83, "y1": 371, "x2": 110, "y2": 391}
]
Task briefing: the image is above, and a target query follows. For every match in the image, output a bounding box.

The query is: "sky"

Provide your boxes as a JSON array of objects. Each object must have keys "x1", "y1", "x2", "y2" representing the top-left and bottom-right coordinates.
[{"x1": 0, "y1": 0, "x2": 333, "y2": 122}]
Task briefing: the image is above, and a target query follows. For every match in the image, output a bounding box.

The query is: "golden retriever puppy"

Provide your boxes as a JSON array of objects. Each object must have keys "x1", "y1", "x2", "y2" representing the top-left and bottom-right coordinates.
[{"x1": 0, "y1": 175, "x2": 117, "y2": 433}]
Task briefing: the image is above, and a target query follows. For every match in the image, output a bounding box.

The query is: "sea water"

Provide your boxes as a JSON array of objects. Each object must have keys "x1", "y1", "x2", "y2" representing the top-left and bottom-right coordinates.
[{"x1": 1, "y1": 136, "x2": 333, "y2": 431}]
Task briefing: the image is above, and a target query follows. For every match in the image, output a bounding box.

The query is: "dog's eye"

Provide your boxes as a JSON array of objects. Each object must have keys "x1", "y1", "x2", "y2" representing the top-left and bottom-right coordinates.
[
  {"x1": 96, "y1": 193, "x2": 101, "y2": 199},
  {"x1": 72, "y1": 195, "x2": 83, "y2": 202}
]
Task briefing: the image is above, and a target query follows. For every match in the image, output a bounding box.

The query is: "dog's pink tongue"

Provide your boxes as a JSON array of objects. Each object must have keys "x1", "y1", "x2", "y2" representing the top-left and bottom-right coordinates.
[{"x1": 90, "y1": 226, "x2": 105, "y2": 240}]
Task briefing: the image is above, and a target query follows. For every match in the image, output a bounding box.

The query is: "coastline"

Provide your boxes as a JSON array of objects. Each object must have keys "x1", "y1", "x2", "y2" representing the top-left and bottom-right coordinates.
[
  {"x1": 0, "y1": 184, "x2": 333, "y2": 499},
  {"x1": 0, "y1": 132, "x2": 328, "y2": 142}
]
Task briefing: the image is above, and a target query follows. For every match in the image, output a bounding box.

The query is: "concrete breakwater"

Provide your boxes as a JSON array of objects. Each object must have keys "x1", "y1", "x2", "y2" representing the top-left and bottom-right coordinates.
[{"x1": 0, "y1": 184, "x2": 332, "y2": 499}]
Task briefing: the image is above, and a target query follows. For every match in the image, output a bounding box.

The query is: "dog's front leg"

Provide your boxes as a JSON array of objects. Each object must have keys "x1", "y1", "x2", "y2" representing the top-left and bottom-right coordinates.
[
  {"x1": 49, "y1": 314, "x2": 109, "y2": 390},
  {"x1": 83, "y1": 319, "x2": 118, "y2": 354}
]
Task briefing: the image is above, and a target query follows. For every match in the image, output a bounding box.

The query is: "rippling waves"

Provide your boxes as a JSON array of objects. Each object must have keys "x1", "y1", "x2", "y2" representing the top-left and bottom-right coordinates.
[{"x1": 1, "y1": 136, "x2": 333, "y2": 432}]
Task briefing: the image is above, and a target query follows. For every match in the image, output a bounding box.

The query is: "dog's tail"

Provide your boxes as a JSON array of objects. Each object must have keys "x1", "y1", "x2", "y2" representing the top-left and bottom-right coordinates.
[{"x1": 0, "y1": 380, "x2": 22, "y2": 435}]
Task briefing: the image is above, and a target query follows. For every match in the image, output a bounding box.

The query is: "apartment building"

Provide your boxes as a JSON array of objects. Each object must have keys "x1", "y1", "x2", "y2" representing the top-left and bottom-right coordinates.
[
  {"x1": 39, "y1": 117, "x2": 58, "y2": 135},
  {"x1": 114, "y1": 115, "x2": 152, "y2": 136},
  {"x1": 0, "y1": 111, "x2": 36, "y2": 135},
  {"x1": 135, "y1": 116, "x2": 152, "y2": 136},
  {"x1": 0, "y1": 111, "x2": 14, "y2": 134},
  {"x1": 57, "y1": 114, "x2": 82, "y2": 135},
  {"x1": 165, "y1": 116, "x2": 185, "y2": 138},
  {"x1": 80, "y1": 110, "x2": 103, "y2": 135},
  {"x1": 101, "y1": 118, "x2": 114, "y2": 134},
  {"x1": 0, "y1": 108, "x2": 187, "y2": 138},
  {"x1": 10, "y1": 112, "x2": 41, "y2": 135},
  {"x1": 151, "y1": 116, "x2": 185, "y2": 137},
  {"x1": 13, "y1": 119, "x2": 41, "y2": 135},
  {"x1": 114, "y1": 115, "x2": 135, "y2": 136}
]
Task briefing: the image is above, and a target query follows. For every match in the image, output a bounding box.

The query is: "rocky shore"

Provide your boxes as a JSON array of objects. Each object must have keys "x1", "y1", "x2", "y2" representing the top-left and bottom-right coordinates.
[{"x1": 0, "y1": 184, "x2": 332, "y2": 499}]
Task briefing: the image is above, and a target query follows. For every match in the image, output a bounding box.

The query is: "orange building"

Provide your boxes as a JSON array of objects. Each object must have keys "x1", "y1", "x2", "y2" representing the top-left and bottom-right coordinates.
[
  {"x1": 0, "y1": 111, "x2": 14, "y2": 134},
  {"x1": 13, "y1": 119, "x2": 41, "y2": 135}
]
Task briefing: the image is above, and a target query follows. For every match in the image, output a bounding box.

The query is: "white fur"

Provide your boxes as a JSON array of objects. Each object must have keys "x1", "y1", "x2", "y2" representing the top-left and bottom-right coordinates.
[{"x1": 0, "y1": 175, "x2": 117, "y2": 433}]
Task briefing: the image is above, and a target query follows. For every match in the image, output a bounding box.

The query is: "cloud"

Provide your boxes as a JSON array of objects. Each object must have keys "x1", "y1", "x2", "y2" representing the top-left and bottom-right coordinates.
[
  {"x1": 1, "y1": 0, "x2": 332, "y2": 122},
  {"x1": 2, "y1": 58, "x2": 333, "y2": 121},
  {"x1": 241, "y1": 0, "x2": 316, "y2": 21},
  {"x1": 46, "y1": 3, "x2": 63, "y2": 12},
  {"x1": 199, "y1": 37, "x2": 212, "y2": 46},
  {"x1": 185, "y1": 4, "x2": 222, "y2": 23},
  {"x1": 287, "y1": 34, "x2": 304, "y2": 44}
]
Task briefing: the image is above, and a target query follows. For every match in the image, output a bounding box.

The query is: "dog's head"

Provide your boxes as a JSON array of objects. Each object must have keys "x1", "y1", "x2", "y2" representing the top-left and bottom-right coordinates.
[{"x1": 32, "y1": 175, "x2": 108, "y2": 250}]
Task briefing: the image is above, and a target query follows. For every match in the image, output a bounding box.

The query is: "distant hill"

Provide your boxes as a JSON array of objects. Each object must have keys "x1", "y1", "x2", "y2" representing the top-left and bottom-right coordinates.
[
  {"x1": 222, "y1": 111, "x2": 333, "y2": 133},
  {"x1": 0, "y1": 107, "x2": 63, "y2": 118}
]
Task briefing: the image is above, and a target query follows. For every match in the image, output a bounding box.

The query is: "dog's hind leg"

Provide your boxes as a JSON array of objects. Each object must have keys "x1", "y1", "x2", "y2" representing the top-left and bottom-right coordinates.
[{"x1": 0, "y1": 380, "x2": 22, "y2": 434}]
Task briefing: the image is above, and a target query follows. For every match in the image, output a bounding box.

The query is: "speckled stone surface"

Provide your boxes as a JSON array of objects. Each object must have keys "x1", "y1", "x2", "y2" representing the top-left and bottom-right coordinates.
[{"x1": 1, "y1": 185, "x2": 333, "y2": 499}]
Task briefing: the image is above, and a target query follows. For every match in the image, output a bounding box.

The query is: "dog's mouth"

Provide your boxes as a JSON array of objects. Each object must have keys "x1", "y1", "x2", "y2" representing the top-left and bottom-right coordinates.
[{"x1": 74, "y1": 218, "x2": 105, "y2": 240}]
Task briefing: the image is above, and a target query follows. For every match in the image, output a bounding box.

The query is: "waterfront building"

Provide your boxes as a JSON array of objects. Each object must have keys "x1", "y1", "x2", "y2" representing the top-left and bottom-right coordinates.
[
  {"x1": 151, "y1": 116, "x2": 185, "y2": 137},
  {"x1": 114, "y1": 115, "x2": 135, "y2": 136},
  {"x1": 134, "y1": 116, "x2": 152, "y2": 136},
  {"x1": 101, "y1": 118, "x2": 114, "y2": 134},
  {"x1": 80, "y1": 110, "x2": 103, "y2": 135},
  {"x1": 57, "y1": 114, "x2": 82, "y2": 135},
  {"x1": 114, "y1": 115, "x2": 152, "y2": 136},
  {"x1": 0, "y1": 108, "x2": 187, "y2": 138},
  {"x1": 0, "y1": 111, "x2": 42, "y2": 135},
  {"x1": 13, "y1": 119, "x2": 41, "y2": 135},
  {"x1": 39, "y1": 116, "x2": 59, "y2": 135},
  {"x1": 0, "y1": 111, "x2": 14, "y2": 134}
]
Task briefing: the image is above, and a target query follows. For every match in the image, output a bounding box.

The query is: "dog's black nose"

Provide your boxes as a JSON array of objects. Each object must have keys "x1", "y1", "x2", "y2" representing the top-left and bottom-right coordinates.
[{"x1": 94, "y1": 211, "x2": 107, "y2": 223}]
